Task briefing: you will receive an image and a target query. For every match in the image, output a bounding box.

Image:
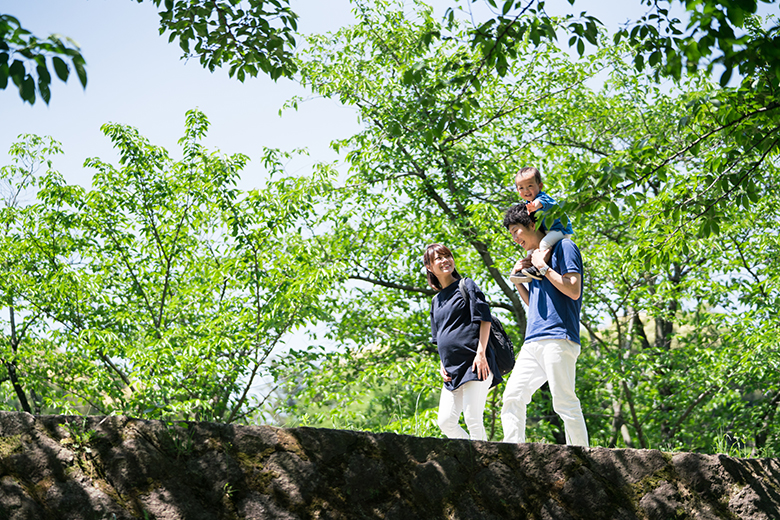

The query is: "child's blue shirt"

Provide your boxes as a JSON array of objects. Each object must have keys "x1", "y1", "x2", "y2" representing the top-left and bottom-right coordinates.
[{"x1": 533, "y1": 191, "x2": 574, "y2": 235}]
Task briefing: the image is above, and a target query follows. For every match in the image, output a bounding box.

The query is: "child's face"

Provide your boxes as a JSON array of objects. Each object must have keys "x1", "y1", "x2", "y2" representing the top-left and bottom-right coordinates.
[{"x1": 515, "y1": 171, "x2": 543, "y2": 202}]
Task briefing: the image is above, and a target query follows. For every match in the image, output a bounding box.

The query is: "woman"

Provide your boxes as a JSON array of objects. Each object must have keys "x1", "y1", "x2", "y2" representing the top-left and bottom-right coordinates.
[{"x1": 424, "y1": 243, "x2": 502, "y2": 441}]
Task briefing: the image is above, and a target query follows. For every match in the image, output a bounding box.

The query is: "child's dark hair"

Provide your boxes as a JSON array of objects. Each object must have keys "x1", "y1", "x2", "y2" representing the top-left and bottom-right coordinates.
[
  {"x1": 503, "y1": 204, "x2": 538, "y2": 230},
  {"x1": 423, "y1": 243, "x2": 462, "y2": 292},
  {"x1": 516, "y1": 166, "x2": 542, "y2": 184}
]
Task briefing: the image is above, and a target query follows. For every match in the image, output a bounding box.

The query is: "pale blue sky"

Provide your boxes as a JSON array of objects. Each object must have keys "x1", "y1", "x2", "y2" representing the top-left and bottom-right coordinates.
[{"x1": 1, "y1": 0, "x2": 661, "y2": 189}]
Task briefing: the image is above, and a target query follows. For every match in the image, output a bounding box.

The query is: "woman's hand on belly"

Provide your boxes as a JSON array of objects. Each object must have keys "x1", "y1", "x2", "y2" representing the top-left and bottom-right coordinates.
[{"x1": 440, "y1": 361, "x2": 452, "y2": 382}]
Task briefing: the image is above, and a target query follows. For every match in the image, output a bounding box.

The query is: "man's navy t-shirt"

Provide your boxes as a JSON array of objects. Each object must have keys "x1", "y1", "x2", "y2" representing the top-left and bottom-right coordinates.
[{"x1": 525, "y1": 238, "x2": 583, "y2": 344}]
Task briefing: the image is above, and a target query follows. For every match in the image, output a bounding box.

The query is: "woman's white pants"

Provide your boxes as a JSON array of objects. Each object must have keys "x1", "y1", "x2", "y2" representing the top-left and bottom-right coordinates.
[{"x1": 438, "y1": 376, "x2": 493, "y2": 441}]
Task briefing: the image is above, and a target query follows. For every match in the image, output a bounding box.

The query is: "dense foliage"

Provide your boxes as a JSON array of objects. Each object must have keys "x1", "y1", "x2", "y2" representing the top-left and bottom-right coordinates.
[
  {"x1": 139, "y1": 0, "x2": 299, "y2": 81},
  {"x1": 269, "y1": 0, "x2": 780, "y2": 455},
  {"x1": 2, "y1": 0, "x2": 779, "y2": 456},
  {"x1": 0, "y1": 111, "x2": 333, "y2": 422},
  {"x1": 1, "y1": 0, "x2": 297, "y2": 104}
]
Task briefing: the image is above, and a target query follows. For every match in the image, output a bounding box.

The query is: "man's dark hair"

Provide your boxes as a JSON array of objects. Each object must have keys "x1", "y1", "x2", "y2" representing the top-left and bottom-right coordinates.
[{"x1": 503, "y1": 204, "x2": 537, "y2": 230}]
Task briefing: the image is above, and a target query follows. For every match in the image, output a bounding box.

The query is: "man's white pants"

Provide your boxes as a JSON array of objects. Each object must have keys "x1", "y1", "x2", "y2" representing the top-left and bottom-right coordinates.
[
  {"x1": 438, "y1": 376, "x2": 493, "y2": 441},
  {"x1": 501, "y1": 338, "x2": 589, "y2": 446}
]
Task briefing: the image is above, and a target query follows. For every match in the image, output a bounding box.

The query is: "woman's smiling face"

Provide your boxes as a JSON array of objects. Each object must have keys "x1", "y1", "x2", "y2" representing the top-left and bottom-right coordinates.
[{"x1": 429, "y1": 252, "x2": 455, "y2": 278}]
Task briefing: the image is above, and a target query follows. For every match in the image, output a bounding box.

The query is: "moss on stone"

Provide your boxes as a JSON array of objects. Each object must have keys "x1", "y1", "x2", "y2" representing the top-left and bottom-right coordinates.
[
  {"x1": 628, "y1": 468, "x2": 678, "y2": 504},
  {"x1": 276, "y1": 430, "x2": 310, "y2": 461},
  {"x1": 2, "y1": 414, "x2": 779, "y2": 519},
  {"x1": 0, "y1": 434, "x2": 23, "y2": 458}
]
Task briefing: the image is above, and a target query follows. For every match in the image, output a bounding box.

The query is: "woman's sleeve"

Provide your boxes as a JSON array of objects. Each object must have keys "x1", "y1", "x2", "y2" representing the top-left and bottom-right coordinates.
[
  {"x1": 430, "y1": 300, "x2": 438, "y2": 344},
  {"x1": 466, "y1": 279, "x2": 492, "y2": 324}
]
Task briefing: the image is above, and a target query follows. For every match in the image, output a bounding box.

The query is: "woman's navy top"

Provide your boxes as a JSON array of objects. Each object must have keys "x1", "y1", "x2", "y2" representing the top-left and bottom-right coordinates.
[{"x1": 430, "y1": 277, "x2": 502, "y2": 391}]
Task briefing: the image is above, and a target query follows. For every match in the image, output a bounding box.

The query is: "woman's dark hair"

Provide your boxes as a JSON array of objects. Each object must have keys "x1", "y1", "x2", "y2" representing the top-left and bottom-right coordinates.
[
  {"x1": 502, "y1": 203, "x2": 541, "y2": 230},
  {"x1": 423, "y1": 243, "x2": 462, "y2": 292}
]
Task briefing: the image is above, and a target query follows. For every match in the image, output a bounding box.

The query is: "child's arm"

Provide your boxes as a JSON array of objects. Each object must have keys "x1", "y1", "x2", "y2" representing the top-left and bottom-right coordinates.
[
  {"x1": 532, "y1": 192, "x2": 557, "y2": 212},
  {"x1": 526, "y1": 192, "x2": 556, "y2": 213},
  {"x1": 526, "y1": 199, "x2": 543, "y2": 212}
]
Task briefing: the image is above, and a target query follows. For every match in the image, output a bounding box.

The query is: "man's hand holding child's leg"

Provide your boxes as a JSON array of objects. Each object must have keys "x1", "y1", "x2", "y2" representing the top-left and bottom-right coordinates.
[{"x1": 509, "y1": 256, "x2": 533, "y2": 284}]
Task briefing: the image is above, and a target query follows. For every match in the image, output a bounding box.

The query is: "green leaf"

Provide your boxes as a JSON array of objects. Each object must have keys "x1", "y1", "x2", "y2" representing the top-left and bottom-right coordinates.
[
  {"x1": 9, "y1": 59, "x2": 24, "y2": 81},
  {"x1": 502, "y1": 0, "x2": 513, "y2": 15},
  {"x1": 609, "y1": 201, "x2": 619, "y2": 219},
  {"x1": 719, "y1": 67, "x2": 732, "y2": 87},
  {"x1": 52, "y1": 56, "x2": 69, "y2": 81},
  {"x1": 634, "y1": 53, "x2": 645, "y2": 71},
  {"x1": 72, "y1": 56, "x2": 87, "y2": 87},
  {"x1": 38, "y1": 78, "x2": 51, "y2": 104},
  {"x1": 20, "y1": 75, "x2": 35, "y2": 104}
]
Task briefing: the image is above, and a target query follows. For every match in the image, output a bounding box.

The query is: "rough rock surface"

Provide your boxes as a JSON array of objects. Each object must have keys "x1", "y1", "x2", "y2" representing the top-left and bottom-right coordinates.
[{"x1": 0, "y1": 412, "x2": 778, "y2": 519}]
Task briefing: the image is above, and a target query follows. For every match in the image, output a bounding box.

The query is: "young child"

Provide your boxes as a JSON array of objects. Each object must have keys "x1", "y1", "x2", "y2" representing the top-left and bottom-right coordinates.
[{"x1": 510, "y1": 166, "x2": 574, "y2": 282}]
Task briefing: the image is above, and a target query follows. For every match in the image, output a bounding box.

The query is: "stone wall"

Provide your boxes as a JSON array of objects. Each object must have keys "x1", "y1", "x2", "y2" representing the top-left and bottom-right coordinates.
[{"x1": 0, "y1": 412, "x2": 778, "y2": 519}]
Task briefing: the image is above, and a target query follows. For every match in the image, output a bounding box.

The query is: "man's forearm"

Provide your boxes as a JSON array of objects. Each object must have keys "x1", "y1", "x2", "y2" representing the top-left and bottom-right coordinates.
[
  {"x1": 512, "y1": 279, "x2": 530, "y2": 305},
  {"x1": 544, "y1": 268, "x2": 581, "y2": 300}
]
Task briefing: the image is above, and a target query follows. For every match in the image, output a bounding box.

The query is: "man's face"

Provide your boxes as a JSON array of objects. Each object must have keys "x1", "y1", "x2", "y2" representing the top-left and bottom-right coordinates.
[
  {"x1": 515, "y1": 171, "x2": 543, "y2": 203},
  {"x1": 508, "y1": 223, "x2": 536, "y2": 251}
]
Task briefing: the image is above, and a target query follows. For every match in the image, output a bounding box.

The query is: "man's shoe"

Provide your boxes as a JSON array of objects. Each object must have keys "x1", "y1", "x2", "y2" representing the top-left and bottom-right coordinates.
[
  {"x1": 509, "y1": 271, "x2": 532, "y2": 284},
  {"x1": 522, "y1": 266, "x2": 544, "y2": 281}
]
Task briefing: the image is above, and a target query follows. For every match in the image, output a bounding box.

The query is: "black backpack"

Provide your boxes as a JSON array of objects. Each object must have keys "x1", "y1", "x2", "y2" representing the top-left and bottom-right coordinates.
[{"x1": 458, "y1": 278, "x2": 516, "y2": 376}]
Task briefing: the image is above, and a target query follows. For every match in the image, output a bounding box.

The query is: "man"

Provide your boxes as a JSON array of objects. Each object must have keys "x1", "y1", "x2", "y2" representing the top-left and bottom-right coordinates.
[{"x1": 501, "y1": 204, "x2": 589, "y2": 446}]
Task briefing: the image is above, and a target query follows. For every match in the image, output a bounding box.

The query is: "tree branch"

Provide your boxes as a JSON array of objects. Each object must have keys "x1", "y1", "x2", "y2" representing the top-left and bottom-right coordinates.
[{"x1": 350, "y1": 274, "x2": 435, "y2": 296}]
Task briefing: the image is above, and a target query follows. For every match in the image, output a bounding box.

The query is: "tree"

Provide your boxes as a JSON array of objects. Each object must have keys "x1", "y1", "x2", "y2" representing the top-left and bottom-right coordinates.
[
  {"x1": 2, "y1": 0, "x2": 298, "y2": 104},
  {"x1": 0, "y1": 110, "x2": 332, "y2": 422},
  {"x1": 0, "y1": 134, "x2": 68, "y2": 412},
  {"x1": 0, "y1": 14, "x2": 87, "y2": 104},
  {"x1": 609, "y1": 0, "x2": 780, "y2": 87},
  {"x1": 267, "y1": 0, "x2": 780, "y2": 454},
  {"x1": 460, "y1": 0, "x2": 780, "y2": 239},
  {"x1": 138, "y1": 0, "x2": 299, "y2": 81},
  {"x1": 458, "y1": 0, "x2": 779, "y2": 85}
]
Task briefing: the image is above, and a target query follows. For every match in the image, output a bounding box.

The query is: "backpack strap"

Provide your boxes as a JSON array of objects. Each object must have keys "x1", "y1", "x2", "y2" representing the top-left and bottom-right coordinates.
[
  {"x1": 458, "y1": 278, "x2": 468, "y2": 304},
  {"x1": 459, "y1": 278, "x2": 475, "y2": 323}
]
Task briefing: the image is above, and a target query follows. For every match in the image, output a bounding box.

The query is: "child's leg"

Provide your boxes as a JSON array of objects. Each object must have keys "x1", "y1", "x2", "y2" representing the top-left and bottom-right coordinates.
[
  {"x1": 509, "y1": 254, "x2": 533, "y2": 283},
  {"x1": 521, "y1": 231, "x2": 563, "y2": 279},
  {"x1": 538, "y1": 230, "x2": 565, "y2": 253}
]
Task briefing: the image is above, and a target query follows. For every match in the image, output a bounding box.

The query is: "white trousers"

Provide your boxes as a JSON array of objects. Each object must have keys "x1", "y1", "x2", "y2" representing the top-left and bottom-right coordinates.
[
  {"x1": 501, "y1": 338, "x2": 589, "y2": 446},
  {"x1": 438, "y1": 376, "x2": 493, "y2": 441}
]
